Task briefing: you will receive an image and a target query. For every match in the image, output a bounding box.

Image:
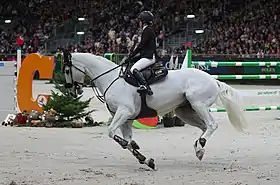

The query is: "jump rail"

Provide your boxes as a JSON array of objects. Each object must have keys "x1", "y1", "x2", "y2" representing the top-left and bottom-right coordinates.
[
  {"x1": 182, "y1": 50, "x2": 280, "y2": 113},
  {"x1": 209, "y1": 106, "x2": 280, "y2": 112}
]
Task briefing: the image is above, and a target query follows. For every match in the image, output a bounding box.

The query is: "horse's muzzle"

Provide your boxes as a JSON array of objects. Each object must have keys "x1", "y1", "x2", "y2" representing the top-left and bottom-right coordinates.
[
  {"x1": 64, "y1": 83, "x2": 73, "y2": 88},
  {"x1": 76, "y1": 85, "x2": 83, "y2": 95}
]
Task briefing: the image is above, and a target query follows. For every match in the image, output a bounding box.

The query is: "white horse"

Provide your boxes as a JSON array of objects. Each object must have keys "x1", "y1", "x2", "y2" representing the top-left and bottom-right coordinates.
[{"x1": 63, "y1": 52, "x2": 248, "y2": 170}]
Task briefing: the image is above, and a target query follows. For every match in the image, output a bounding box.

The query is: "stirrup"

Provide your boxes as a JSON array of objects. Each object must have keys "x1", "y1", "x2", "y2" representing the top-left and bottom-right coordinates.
[
  {"x1": 137, "y1": 85, "x2": 153, "y2": 95},
  {"x1": 137, "y1": 85, "x2": 147, "y2": 92}
]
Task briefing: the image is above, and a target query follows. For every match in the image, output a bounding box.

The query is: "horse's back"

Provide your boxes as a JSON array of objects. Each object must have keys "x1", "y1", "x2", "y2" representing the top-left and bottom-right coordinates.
[
  {"x1": 179, "y1": 68, "x2": 218, "y2": 86},
  {"x1": 154, "y1": 68, "x2": 217, "y2": 89},
  {"x1": 147, "y1": 68, "x2": 219, "y2": 113}
]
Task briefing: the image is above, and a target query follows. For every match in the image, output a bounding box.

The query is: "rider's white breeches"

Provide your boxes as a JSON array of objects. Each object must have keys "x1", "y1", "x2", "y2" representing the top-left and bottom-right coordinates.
[{"x1": 130, "y1": 58, "x2": 155, "y2": 73}]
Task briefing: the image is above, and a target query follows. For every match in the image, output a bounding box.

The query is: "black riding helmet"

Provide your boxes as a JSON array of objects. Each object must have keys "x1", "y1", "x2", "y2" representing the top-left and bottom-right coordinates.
[{"x1": 138, "y1": 11, "x2": 154, "y2": 24}]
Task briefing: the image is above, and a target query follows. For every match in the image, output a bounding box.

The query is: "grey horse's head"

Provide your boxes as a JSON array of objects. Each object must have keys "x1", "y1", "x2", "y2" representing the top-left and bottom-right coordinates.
[{"x1": 63, "y1": 51, "x2": 85, "y2": 97}]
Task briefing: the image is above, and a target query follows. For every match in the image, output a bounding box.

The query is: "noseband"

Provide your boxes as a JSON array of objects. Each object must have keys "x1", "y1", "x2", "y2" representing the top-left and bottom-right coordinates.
[{"x1": 64, "y1": 56, "x2": 84, "y2": 90}]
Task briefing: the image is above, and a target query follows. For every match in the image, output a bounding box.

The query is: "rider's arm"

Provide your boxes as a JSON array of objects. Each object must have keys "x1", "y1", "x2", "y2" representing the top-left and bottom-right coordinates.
[{"x1": 129, "y1": 28, "x2": 150, "y2": 57}]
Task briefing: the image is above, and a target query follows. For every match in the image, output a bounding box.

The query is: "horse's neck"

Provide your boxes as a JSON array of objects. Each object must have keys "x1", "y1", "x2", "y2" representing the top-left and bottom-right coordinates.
[
  {"x1": 88, "y1": 67, "x2": 120, "y2": 95},
  {"x1": 78, "y1": 55, "x2": 119, "y2": 95}
]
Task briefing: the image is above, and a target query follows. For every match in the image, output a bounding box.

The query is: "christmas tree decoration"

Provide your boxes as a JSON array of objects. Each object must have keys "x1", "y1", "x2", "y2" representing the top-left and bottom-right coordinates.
[{"x1": 43, "y1": 82, "x2": 95, "y2": 125}]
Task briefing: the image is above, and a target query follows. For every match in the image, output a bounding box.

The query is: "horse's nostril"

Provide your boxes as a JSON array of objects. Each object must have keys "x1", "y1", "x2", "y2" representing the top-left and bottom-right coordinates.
[
  {"x1": 64, "y1": 83, "x2": 73, "y2": 88},
  {"x1": 77, "y1": 88, "x2": 83, "y2": 95},
  {"x1": 70, "y1": 91, "x2": 77, "y2": 97}
]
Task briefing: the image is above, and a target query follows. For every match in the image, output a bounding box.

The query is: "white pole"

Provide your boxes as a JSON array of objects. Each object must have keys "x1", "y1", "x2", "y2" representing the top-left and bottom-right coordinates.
[
  {"x1": 14, "y1": 49, "x2": 21, "y2": 113},
  {"x1": 169, "y1": 54, "x2": 174, "y2": 69},
  {"x1": 174, "y1": 56, "x2": 179, "y2": 69},
  {"x1": 16, "y1": 49, "x2": 21, "y2": 79}
]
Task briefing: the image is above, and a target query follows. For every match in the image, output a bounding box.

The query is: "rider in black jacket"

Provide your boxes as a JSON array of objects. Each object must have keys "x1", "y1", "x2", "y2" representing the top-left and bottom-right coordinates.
[{"x1": 127, "y1": 11, "x2": 157, "y2": 95}]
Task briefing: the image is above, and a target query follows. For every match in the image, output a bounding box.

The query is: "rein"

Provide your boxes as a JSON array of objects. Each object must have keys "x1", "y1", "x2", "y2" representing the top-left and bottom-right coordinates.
[{"x1": 69, "y1": 62, "x2": 125, "y2": 103}]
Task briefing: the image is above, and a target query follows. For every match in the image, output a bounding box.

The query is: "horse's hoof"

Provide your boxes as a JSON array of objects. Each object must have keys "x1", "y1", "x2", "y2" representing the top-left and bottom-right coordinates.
[
  {"x1": 146, "y1": 158, "x2": 156, "y2": 170},
  {"x1": 77, "y1": 88, "x2": 83, "y2": 95},
  {"x1": 196, "y1": 149, "x2": 205, "y2": 161}
]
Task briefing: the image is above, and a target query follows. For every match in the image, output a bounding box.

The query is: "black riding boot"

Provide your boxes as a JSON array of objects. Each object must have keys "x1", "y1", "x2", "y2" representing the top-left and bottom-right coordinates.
[{"x1": 133, "y1": 69, "x2": 153, "y2": 95}]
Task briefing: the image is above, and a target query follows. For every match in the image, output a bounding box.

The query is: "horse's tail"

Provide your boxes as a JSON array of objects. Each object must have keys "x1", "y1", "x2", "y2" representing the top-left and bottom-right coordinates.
[{"x1": 216, "y1": 81, "x2": 248, "y2": 132}]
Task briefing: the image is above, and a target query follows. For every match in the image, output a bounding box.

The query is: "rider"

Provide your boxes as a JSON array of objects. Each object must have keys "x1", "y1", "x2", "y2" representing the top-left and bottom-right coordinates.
[{"x1": 127, "y1": 10, "x2": 157, "y2": 95}]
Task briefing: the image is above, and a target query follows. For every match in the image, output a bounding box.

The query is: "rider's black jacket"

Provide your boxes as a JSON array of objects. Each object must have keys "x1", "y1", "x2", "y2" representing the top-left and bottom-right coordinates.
[{"x1": 130, "y1": 25, "x2": 157, "y2": 59}]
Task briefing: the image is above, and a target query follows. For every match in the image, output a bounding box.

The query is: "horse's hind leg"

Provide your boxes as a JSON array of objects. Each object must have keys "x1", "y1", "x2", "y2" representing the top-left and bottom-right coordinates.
[
  {"x1": 192, "y1": 102, "x2": 218, "y2": 160},
  {"x1": 175, "y1": 104, "x2": 208, "y2": 159},
  {"x1": 175, "y1": 103, "x2": 207, "y2": 136},
  {"x1": 175, "y1": 101, "x2": 218, "y2": 160}
]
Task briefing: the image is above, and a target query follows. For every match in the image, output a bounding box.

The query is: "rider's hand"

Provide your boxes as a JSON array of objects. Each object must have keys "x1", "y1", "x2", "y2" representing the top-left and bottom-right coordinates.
[
  {"x1": 124, "y1": 58, "x2": 130, "y2": 64},
  {"x1": 125, "y1": 53, "x2": 133, "y2": 63},
  {"x1": 128, "y1": 52, "x2": 135, "y2": 58}
]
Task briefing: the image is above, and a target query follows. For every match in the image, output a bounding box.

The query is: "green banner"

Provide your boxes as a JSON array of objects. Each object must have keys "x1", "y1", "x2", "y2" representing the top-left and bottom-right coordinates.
[
  {"x1": 54, "y1": 52, "x2": 63, "y2": 73},
  {"x1": 104, "y1": 53, "x2": 126, "y2": 65}
]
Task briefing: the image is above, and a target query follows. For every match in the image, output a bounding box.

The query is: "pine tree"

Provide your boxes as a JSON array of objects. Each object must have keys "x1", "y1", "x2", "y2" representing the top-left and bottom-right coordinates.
[{"x1": 43, "y1": 82, "x2": 94, "y2": 122}]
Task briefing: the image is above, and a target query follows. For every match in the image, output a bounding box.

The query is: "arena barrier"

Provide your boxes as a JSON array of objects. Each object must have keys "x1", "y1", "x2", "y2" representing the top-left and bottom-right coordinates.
[
  {"x1": 181, "y1": 50, "x2": 280, "y2": 112},
  {"x1": 0, "y1": 50, "x2": 21, "y2": 115},
  {"x1": 0, "y1": 61, "x2": 17, "y2": 113}
]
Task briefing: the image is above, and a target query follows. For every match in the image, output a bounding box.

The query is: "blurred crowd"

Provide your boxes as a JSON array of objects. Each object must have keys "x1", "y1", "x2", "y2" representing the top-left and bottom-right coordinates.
[
  {"x1": 0, "y1": 0, "x2": 279, "y2": 58},
  {"x1": 56, "y1": 0, "x2": 226, "y2": 55},
  {"x1": 196, "y1": 0, "x2": 280, "y2": 57}
]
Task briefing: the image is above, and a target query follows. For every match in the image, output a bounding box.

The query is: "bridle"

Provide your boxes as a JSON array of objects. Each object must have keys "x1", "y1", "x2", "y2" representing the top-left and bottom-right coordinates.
[{"x1": 63, "y1": 53, "x2": 127, "y2": 104}]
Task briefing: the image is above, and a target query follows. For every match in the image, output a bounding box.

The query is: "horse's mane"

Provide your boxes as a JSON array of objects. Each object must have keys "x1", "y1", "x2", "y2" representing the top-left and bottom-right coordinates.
[
  {"x1": 96, "y1": 55, "x2": 118, "y2": 67},
  {"x1": 72, "y1": 52, "x2": 118, "y2": 68}
]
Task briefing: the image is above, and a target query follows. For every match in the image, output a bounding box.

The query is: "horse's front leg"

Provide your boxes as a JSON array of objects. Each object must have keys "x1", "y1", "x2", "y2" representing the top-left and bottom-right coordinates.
[
  {"x1": 108, "y1": 108, "x2": 156, "y2": 170},
  {"x1": 120, "y1": 121, "x2": 156, "y2": 170},
  {"x1": 120, "y1": 120, "x2": 143, "y2": 151}
]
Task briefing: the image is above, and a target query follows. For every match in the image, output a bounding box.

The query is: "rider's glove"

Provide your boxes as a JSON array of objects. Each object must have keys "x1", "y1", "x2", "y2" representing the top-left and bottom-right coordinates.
[
  {"x1": 124, "y1": 57, "x2": 130, "y2": 64},
  {"x1": 125, "y1": 53, "x2": 133, "y2": 63}
]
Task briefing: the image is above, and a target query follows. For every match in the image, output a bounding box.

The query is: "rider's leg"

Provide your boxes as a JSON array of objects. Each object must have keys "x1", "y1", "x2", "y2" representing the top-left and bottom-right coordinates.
[
  {"x1": 130, "y1": 58, "x2": 155, "y2": 95},
  {"x1": 130, "y1": 58, "x2": 155, "y2": 73},
  {"x1": 133, "y1": 68, "x2": 154, "y2": 95}
]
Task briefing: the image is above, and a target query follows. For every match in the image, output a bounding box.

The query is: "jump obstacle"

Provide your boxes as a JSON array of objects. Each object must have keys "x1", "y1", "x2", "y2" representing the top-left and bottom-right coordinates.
[{"x1": 180, "y1": 49, "x2": 280, "y2": 112}]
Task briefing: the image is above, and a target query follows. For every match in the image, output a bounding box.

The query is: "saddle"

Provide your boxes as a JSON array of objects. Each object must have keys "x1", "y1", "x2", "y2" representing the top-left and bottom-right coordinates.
[
  {"x1": 123, "y1": 57, "x2": 168, "y2": 87},
  {"x1": 121, "y1": 57, "x2": 168, "y2": 120}
]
